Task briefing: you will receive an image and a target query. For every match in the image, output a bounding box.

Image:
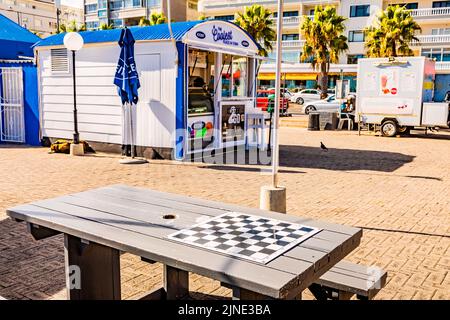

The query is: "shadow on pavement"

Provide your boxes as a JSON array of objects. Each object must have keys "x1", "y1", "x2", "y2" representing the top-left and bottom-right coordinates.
[{"x1": 192, "y1": 145, "x2": 415, "y2": 173}]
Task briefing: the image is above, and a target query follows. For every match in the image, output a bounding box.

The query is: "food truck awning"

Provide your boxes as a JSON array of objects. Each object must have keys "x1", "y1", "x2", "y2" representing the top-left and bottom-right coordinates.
[{"x1": 34, "y1": 20, "x2": 261, "y2": 58}]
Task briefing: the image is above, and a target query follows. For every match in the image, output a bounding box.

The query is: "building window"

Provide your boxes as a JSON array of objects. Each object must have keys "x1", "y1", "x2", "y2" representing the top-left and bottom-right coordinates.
[
  {"x1": 273, "y1": 11, "x2": 299, "y2": 17},
  {"x1": 432, "y1": 28, "x2": 450, "y2": 35},
  {"x1": 98, "y1": 0, "x2": 107, "y2": 9},
  {"x1": 422, "y1": 47, "x2": 450, "y2": 61},
  {"x1": 50, "y1": 48, "x2": 69, "y2": 74},
  {"x1": 98, "y1": 10, "x2": 107, "y2": 18},
  {"x1": 188, "y1": 1, "x2": 197, "y2": 10},
  {"x1": 147, "y1": 0, "x2": 161, "y2": 7},
  {"x1": 282, "y1": 34, "x2": 299, "y2": 41},
  {"x1": 111, "y1": 19, "x2": 123, "y2": 27},
  {"x1": 85, "y1": 3, "x2": 97, "y2": 13},
  {"x1": 348, "y1": 30, "x2": 365, "y2": 42},
  {"x1": 282, "y1": 51, "x2": 300, "y2": 62},
  {"x1": 35, "y1": 19, "x2": 42, "y2": 27},
  {"x1": 432, "y1": 1, "x2": 450, "y2": 7},
  {"x1": 392, "y1": 3, "x2": 419, "y2": 9},
  {"x1": 214, "y1": 15, "x2": 234, "y2": 21},
  {"x1": 347, "y1": 54, "x2": 365, "y2": 64},
  {"x1": 124, "y1": 0, "x2": 141, "y2": 7},
  {"x1": 109, "y1": 0, "x2": 123, "y2": 10},
  {"x1": 350, "y1": 5, "x2": 370, "y2": 17},
  {"x1": 86, "y1": 21, "x2": 99, "y2": 29}
]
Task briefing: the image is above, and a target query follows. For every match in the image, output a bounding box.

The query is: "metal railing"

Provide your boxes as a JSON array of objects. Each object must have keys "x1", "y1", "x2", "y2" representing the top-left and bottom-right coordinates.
[
  {"x1": 270, "y1": 16, "x2": 300, "y2": 25},
  {"x1": 270, "y1": 40, "x2": 305, "y2": 48},
  {"x1": 412, "y1": 35, "x2": 450, "y2": 45},
  {"x1": 410, "y1": 7, "x2": 450, "y2": 18},
  {"x1": 436, "y1": 61, "x2": 450, "y2": 71}
]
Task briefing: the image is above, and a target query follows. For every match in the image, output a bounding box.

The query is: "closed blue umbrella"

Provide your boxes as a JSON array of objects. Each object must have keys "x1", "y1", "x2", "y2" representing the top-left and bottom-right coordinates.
[{"x1": 114, "y1": 28, "x2": 142, "y2": 161}]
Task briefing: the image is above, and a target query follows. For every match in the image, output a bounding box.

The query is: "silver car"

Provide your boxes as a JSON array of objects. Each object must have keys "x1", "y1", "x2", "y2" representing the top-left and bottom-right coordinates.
[
  {"x1": 301, "y1": 94, "x2": 341, "y2": 114},
  {"x1": 290, "y1": 88, "x2": 335, "y2": 105}
]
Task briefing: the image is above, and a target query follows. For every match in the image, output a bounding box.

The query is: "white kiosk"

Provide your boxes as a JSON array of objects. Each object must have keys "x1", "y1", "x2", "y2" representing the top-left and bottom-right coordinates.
[{"x1": 34, "y1": 20, "x2": 262, "y2": 160}]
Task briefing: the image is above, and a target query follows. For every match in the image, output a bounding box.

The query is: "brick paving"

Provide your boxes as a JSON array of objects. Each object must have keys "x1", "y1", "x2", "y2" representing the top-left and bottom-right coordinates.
[{"x1": 0, "y1": 128, "x2": 449, "y2": 300}]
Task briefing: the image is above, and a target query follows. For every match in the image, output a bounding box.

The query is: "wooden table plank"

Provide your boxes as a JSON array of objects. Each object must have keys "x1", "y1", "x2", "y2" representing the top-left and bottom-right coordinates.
[
  {"x1": 67, "y1": 188, "x2": 360, "y2": 266},
  {"x1": 7, "y1": 185, "x2": 363, "y2": 299},
  {"x1": 30, "y1": 198, "x2": 318, "y2": 294},
  {"x1": 107, "y1": 185, "x2": 361, "y2": 236},
  {"x1": 7, "y1": 204, "x2": 299, "y2": 298}
]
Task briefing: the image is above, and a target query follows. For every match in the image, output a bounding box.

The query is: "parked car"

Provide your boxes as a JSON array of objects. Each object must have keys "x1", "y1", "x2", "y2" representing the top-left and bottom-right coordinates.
[
  {"x1": 290, "y1": 88, "x2": 335, "y2": 105},
  {"x1": 257, "y1": 89, "x2": 289, "y2": 114},
  {"x1": 301, "y1": 93, "x2": 357, "y2": 114}
]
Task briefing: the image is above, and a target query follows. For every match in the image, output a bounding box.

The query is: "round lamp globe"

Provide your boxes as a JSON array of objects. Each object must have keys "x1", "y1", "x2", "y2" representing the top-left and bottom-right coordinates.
[{"x1": 63, "y1": 32, "x2": 84, "y2": 51}]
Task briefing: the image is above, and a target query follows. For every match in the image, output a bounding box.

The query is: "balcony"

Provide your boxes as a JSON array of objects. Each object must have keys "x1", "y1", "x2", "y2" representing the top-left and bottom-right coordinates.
[
  {"x1": 412, "y1": 35, "x2": 450, "y2": 46},
  {"x1": 410, "y1": 7, "x2": 450, "y2": 20},
  {"x1": 270, "y1": 16, "x2": 300, "y2": 26},
  {"x1": 436, "y1": 61, "x2": 450, "y2": 72},
  {"x1": 270, "y1": 40, "x2": 305, "y2": 48}
]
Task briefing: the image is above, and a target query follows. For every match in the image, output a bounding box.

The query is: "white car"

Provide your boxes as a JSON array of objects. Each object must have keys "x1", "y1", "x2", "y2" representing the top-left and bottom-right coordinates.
[
  {"x1": 301, "y1": 94, "x2": 341, "y2": 114},
  {"x1": 290, "y1": 89, "x2": 334, "y2": 105}
]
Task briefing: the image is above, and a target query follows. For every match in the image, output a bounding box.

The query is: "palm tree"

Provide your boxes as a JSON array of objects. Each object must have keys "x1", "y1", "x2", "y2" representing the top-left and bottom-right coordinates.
[
  {"x1": 99, "y1": 23, "x2": 114, "y2": 30},
  {"x1": 139, "y1": 12, "x2": 167, "y2": 26},
  {"x1": 58, "y1": 20, "x2": 86, "y2": 33},
  {"x1": 235, "y1": 5, "x2": 276, "y2": 57},
  {"x1": 300, "y1": 5, "x2": 348, "y2": 98},
  {"x1": 365, "y1": 5, "x2": 421, "y2": 57}
]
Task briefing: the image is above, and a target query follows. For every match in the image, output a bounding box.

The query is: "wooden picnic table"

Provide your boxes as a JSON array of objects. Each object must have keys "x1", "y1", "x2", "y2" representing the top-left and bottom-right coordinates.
[{"x1": 6, "y1": 184, "x2": 362, "y2": 300}]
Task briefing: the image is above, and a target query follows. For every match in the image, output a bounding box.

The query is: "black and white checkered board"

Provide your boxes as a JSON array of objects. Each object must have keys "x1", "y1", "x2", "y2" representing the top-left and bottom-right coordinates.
[{"x1": 167, "y1": 212, "x2": 321, "y2": 264}]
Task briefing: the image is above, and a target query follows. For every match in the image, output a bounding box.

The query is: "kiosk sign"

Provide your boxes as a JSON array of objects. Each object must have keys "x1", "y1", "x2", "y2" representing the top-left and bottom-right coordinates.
[{"x1": 184, "y1": 20, "x2": 259, "y2": 56}]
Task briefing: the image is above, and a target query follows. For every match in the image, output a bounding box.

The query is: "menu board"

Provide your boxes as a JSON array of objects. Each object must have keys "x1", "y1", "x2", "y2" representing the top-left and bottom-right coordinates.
[{"x1": 221, "y1": 103, "x2": 245, "y2": 144}]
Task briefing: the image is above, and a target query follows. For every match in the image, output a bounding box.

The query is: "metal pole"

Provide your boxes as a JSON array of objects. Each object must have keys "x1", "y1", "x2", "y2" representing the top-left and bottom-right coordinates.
[
  {"x1": 271, "y1": 0, "x2": 284, "y2": 188},
  {"x1": 72, "y1": 50, "x2": 79, "y2": 144}
]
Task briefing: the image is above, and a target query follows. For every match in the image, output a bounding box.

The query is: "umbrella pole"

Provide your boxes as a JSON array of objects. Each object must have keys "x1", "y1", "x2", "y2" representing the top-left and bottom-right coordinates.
[
  {"x1": 129, "y1": 103, "x2": 135, "y2": 158},
  {"x1": 119, "y1": 102, "x2": 147, "y2": 164}
]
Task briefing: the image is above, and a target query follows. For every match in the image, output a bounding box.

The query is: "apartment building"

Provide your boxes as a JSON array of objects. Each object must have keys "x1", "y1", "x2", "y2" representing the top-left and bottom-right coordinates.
[
  {"x1": 83, "y1": 0, "x2": 196, "y2": 30},
  {"x1": 58, "y1": 4, "x2": 84, "y2": 26},
  {"x1": 198, "y1": 0, "x2": 450, "y2": 93},
  {"x1": 0, "y1": 0, "x2": 57, "y2": 36}
]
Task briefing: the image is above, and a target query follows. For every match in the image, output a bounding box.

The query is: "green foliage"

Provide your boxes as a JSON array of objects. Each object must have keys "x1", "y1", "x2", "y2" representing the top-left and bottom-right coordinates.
[
  {"x1": 58, "y1": 20, "x2": 86, "y2": 33},
  {"x1": 99, "y1": 23, "x2": 114, "y2": 30},
  {"x1": 300, "y1": 5, "x2": 348, "y2": 96},
  {"x1": 365, "y1": 5, "x2": 421, "y2": 57},
  {"x1": 235, "y1": 5, "x2": 276, "y2": 57},
  {"x1": 139, "y1": 12, "x2": 167, "y2": 26}
]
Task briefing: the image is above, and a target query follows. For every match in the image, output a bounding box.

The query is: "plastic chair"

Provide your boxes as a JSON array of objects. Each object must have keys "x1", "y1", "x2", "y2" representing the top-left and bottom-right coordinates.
[
  {"x1": 245, "y1": 113, "x2": 267, "y2": 150},
  {"x1": 338, "y1": 109, "x2": 354, "y2": 130}
]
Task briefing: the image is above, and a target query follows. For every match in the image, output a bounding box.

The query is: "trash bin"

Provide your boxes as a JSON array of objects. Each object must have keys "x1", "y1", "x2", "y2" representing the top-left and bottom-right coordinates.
[
  {"x1": 308, "y1": 112, "x2": 320, "y2": 131},
  {"x1": 319, "y1": 111, "x2": 339, "y2": 130}
]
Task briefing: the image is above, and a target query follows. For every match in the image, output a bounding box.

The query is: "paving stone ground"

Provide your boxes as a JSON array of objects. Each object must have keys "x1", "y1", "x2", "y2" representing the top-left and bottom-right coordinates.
[{"x1": 0, "y1": 128, "x2": 449, "y2": 300}]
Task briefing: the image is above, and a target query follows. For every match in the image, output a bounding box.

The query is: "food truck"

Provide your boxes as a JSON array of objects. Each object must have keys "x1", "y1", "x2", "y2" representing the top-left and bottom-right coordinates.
[
  {"x1": 34, "y1": 20, "x2": 262, "y2": 159},
  {"x1": 356, "y1": 56, "x2": 450, "y2": 137}
]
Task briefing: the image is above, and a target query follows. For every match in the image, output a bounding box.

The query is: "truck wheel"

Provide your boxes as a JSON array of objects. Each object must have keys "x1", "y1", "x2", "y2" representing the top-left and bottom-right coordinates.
[
  {"x1": 296, "y1": 97, "x2": 304, "y2": 105},
  {"x1": 381, "y1": 120, "x2": 398, "y2": 137}
]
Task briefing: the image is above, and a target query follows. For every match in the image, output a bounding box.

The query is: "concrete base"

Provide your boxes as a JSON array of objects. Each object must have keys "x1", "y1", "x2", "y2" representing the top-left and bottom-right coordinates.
[
  {"x1": 70, "y1": 143, "x2": 84, "y2": 156},
  {"x1": 259, "y1": 185, "x2": 287, "y2": 213}
]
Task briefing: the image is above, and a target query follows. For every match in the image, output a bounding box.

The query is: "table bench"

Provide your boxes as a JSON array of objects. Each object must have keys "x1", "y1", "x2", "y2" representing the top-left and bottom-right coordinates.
[
  {"x1": 310, "y1": 261, "x2": 387, "y2": 300},
  {"x1": 7, "y1": 184, "x2": 363, "y2": 300}
]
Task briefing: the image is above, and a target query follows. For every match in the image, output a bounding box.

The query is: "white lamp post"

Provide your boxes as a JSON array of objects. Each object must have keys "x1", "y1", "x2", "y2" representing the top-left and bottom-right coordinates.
[
  {"x1": 63, "y1": 32, "x2": 84, "y2": 155},
  {"x1": 260, "y1": 0, "x2": 287, "y2": 213}
]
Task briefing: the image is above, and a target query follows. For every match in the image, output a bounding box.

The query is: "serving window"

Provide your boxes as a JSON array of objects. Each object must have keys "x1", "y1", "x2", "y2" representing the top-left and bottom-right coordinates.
[{"x1": 221, "y1": 54, "x2": 251, "y2": 99}]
